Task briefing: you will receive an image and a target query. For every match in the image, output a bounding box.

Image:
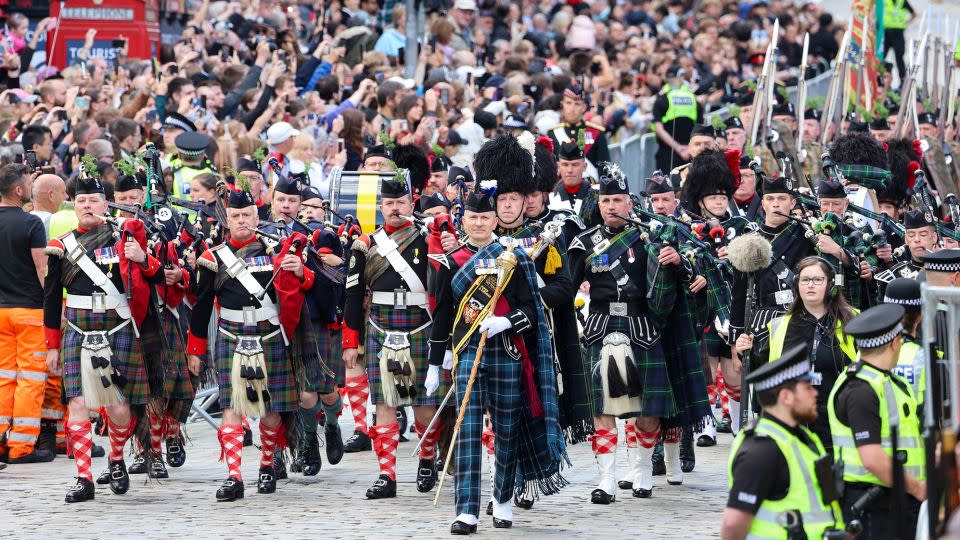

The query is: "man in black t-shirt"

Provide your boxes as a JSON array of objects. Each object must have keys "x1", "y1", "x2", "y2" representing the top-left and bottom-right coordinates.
[{"x1": 0, "y1": 163, "x2": 54, "y2": 464}]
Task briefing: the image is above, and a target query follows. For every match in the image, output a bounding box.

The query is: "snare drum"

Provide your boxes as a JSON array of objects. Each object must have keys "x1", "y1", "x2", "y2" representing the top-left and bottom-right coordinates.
[{"x1": 328, "y1": 168, "x2": 396, "y2": 232}]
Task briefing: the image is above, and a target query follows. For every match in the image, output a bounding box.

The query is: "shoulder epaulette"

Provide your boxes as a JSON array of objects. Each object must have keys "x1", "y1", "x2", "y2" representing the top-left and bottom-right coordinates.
[
  {"x1": 197, "y1": 249, "x2": 218, "y2": 272},
  {"x1": 585, "y1": 121, "x2": 605, "y2": 132},
  {"x1": 351, "y1": 234, "x2": 371, "y2": 254},
  {"x1": 45, "y1": 238, "x2": 65, "y2": 257}
]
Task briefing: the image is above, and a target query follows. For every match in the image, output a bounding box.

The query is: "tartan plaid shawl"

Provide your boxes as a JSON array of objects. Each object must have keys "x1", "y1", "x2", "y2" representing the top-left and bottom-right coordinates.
[
  {"x1": 61, "y1": 224, "x2": 116, "y2": 285},
  {"x1": 364, "y1": 224, "x2": 422, "y2": 285},
  {"x1": 451, "y1": 241, "x2": 570, "y2": 496},
  {"x1": 837, "y1": 163, "x2": 890, "y2": 191}
]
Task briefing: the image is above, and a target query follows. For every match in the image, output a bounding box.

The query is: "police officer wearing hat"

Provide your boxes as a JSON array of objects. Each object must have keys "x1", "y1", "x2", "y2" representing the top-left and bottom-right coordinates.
[
  {"x1": 168, "y1": 132, "x2": 216, "y2": 200},
  {"x1": 883, "y1": 278, "x2": 929, "y2": 408},
  {"x1": 827, "y1": 304, "x2": 927, "y2": 540},
  {"x1": 723, "y1": 344, "x2": 845, "y2": 540}
]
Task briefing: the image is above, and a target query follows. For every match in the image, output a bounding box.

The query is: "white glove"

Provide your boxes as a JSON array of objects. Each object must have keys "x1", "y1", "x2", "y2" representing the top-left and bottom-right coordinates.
[
  {"x1": 443, "y1": 350, "x2": 454, "y2": 370},
  {"x1": 479, "y1": 315, "x2": 512, "y2": 337},
  {"x1": 425, "y1": 365, "x2": 440, "y2": 396}
]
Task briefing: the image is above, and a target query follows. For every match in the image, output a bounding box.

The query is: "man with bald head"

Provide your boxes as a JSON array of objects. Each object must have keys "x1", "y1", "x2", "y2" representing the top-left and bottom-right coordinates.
[{"x1": 30, "y1": 174, "x2": 67, "y2": 237}]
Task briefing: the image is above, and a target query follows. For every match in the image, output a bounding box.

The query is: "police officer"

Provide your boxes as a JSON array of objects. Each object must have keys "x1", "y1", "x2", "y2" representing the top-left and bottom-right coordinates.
[
  {"x1": 882, "y1": 278, "x2": 927, "y2": 409},
  {"x1": 722, "y1": 344, "x2": 845, "y2": 540},
  {"x1": 828, "y1": 304, "x2": 926, "y2": 540},
  {"x1": 168, "y1": 132, "x2": 216, "y2": 200},
  {"x1": 652, "y1": 65, "x2": 701, "y2": 173}
]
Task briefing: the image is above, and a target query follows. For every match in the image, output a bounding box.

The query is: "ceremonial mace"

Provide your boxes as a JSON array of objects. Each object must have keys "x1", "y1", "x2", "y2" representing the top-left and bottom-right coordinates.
[{"x1": 433, "y1": 242, "x2": 519, "y2": 505}]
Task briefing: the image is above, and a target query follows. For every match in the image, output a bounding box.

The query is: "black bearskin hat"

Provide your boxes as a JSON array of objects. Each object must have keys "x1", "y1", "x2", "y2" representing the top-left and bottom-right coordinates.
[
  {"x1": 534, "y1": 142, "x2": 558, "y2": 193},
  {"x1": 829, "y1": 132, "x2": 888, "y2": 170},
  {"x1": 473, "y1": 134, "x2": 535, "y2": 195},
  {"x1": 391, "y1": 144, "x2": 430, "y2": 194},
  {"x1": 881, "y1": 138, "x2": 916, "y2": 207},
  {"x1": 681, "y1": 149, "x2": 735, "y2": 210}
]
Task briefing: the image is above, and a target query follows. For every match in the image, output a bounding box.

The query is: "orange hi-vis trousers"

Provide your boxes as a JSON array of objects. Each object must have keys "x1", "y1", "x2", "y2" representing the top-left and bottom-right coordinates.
[{"x1": 0, "y1": 308, "x2": 48, "y2": 458}]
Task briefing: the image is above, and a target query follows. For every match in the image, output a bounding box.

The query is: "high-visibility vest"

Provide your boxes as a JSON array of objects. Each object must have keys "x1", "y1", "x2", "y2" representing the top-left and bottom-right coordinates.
[
  {"x1": 728, "y1": 417, "x2": 844, "y2": 539},
  {"x1": 893, "y1": 339, "x2": 930, "y2": 408},
  {"x1": 767, "y1": 313, "x2": 858, "y2": 364},
  {"x1": 658, "y1": 85, "x2": 699, "y2": 125},
  {"x1": 828, "y1": 361, "x2": 925, "y2": 483},
  {"x1": 884, "y1": 0, "x2": 910, "y2": 30},
  {"x1": 48, "y1": 208, "x2": 78, "y2": 241},
  {"x1": 169, "y1": 157, "x2": 216, "y2": 199}
]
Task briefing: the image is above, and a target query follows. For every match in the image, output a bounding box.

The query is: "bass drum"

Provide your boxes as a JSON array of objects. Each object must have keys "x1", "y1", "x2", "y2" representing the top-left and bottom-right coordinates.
[{"x1": 328, "y1": 168, "x2": 396, "y2": 232}]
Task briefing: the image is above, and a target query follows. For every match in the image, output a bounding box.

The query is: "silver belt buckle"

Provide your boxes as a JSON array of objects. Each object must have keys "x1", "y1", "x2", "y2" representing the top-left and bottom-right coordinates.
[
  {"x1": 394, "y1": 289, "x2": 407, "y2": 310},
  {"x1": 609, "y1": 302, "x2": 628, "y2": 317},
  {"x1": 242, "y1": 306, "x2": 257, "y2": 327},
  {"x1": 83, "y1": 331, "x2": 108, "y2": 350},
  {"x1": 774, "y1": 289, "x2": 794, "y2": 306},
  {"x1": 236, "y1": 336, "x2": 263, "y2": 355},
  {"x1": 383, "y1": 330, "x2": 411, "y2": 351},
  {"x1": 91, "y1": 293, "x2": 107, "y2": 314}
]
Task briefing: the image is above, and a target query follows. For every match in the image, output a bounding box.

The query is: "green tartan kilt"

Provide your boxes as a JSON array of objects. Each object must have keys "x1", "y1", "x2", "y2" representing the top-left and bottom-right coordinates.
[
  {"x1": 302, "y1": 320, "x2": 344, "y2": 394},
  {"x1": 365, "y1": 304, "x2": 450, "y2": 406},
  {"x1": 62, "y1": 307, "x2": 148, "y2": 405},
  {"x1": 585, "y1": 314, "x2": 677, "y2": 420},
  {"x1": 159, "y1": 308, "x2": 195, "y2": 401},
  {"x1": 214, "y1": 319, "x2": 297, "y2": 413}
]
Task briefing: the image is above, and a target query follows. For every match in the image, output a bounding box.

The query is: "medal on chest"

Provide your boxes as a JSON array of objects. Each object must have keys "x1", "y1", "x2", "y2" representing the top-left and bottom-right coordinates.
[
  {"x1": 95, "y1": 246, "x2": 119, "y2": 265},
  {"x1": 412, "y1": 248, "x2": 420, "y2": 265},
  {"x1": 475, "y1": 258, "x2": 499, "y2": 275},
  {"x1": 590, "y1": 253, "x2": 610, "y2": 273},
  {"x1": 627, "y1": 247, "x2": 635, "y2": 264},
  {"x1": 244, "y1": 255, "x2": 273, "y2": 273}
]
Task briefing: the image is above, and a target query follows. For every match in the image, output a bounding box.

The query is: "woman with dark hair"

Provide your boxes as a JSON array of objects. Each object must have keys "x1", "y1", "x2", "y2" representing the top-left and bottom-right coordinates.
[
  {"x1": 340, "y1": 109, "x2": 365, "y2": 171},
  {"x1": 735, "y1": 256, "x2": 858, "y2": 451}
]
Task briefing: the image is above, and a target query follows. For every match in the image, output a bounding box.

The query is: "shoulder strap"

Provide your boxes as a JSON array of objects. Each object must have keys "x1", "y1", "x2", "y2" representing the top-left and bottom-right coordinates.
[
  {"x1": 372, "y1": 229, "x2": 426, "y2": 294},
  {"x1": 61, "y1": 233, "x2": 132, "y2": 320},
  {"x1": 551, "y1": 126, "x2": 572, "y2": 145},
  {"x1": 212, "y1": 244, "x2": 280, "y2": 318}
]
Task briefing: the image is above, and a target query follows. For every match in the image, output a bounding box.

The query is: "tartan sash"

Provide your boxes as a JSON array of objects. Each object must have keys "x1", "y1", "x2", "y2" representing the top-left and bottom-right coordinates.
[
  {"x1": 62, "y1": 224, "x2": 116, "y2": 286},
  {"x1": 583, "y1": 227, "x2": 644, "y2": 268},
  {"x1": 364, "y1": 225, "x2": 421, "y2": 286}
]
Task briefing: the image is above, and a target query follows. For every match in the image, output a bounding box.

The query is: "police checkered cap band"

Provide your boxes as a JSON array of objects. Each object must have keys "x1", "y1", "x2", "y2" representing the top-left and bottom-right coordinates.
[
  {"x1": 882, "y1": 295, "x2": 922, "y2": 306},
  {"x1": 924, "y1": 261, "x2": 960, "y2": 272},
  {"x1": 177, "y1": 148, "x2": 205, "y2": 157},
  {"x1": 165, "y1": 117, "x2": 194, "y2": 132},
  {"x1": 753, "y1": 358, "x2": 814, "y2": 391},
  {"x1": 853, "y1": 323, "x2": 904, "y2": 349}
]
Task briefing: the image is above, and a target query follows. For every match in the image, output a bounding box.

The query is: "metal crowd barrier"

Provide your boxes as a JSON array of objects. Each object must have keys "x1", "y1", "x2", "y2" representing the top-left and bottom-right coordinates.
[{"x1": 610, "y1": 69, "x2": 834, "y2": 184}]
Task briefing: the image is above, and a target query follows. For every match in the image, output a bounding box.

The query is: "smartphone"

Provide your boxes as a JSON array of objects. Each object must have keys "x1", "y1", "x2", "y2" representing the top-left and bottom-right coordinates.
[
  {"x1": 75, "y1": 95, "x2": 90, "y2": 110},
  {"x1": 152, "y1": 57, "x2": 160, "y2": 80},
  {"x1": 25, "y1": 150, "x2": 38, "y2": 170},
  {"x1": 337, "y1": 138, "x2": 344, "y2": 153},
  {"x1": 200, "y1": 95, "x2": 207, "y2": 109},
  {"x1": 590, "y1": 62, "x2": 601, "y2": 76},
  {"x1": 221, "y1": 46, "x2": 232, "y2": 61},
  {"x1": 191, "y1": 97, "x2": 203, "y2": 108},
  {"x1": 145, "y1": 110, "x2": 158, "y2": 122},
  {"x1": 400, "y1": 120, "x2": 409, "y2": 131},
  {"x1": 440, "y1": 88, "x2": 449, "y2": 106},
  {"x1": 111, "y1": 38, "x2": 126, "y2": 48},
  {"x1": 308, "y1": 112, "x2": 318, "y2": 123},
  {"x1": 56, "y1": 109, "x2": 68, "y2": 121},
  {"x1": 374, "y1": 71, "x2": 384, "y2": 83},
  {"x1": 166, "y1": 65, "x2": 178, "y2": 76},
  {"x1": 397, "y1": 47, "x2": 405, "y2": 66},
  {"x1": 466, "y1": 73, "x2": 474, "y2": 86}
]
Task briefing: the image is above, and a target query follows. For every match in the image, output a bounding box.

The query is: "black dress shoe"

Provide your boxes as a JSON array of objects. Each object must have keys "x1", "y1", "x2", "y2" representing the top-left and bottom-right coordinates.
[
  {"x1": 149, "y1": 456, "x2": 169, "y2": 479},
  {"x1": 696, "y1": 434, "x2": 717, "y2": 447},
  {"x1": 65, "y1": 477, "x2": 95, "y2": 503},
  {"x1": 257, "y1": 466, "x2": 277, "y2": 494},
  {"x1": 343, "y1": 429, "x2": 372, "y2": 453},
  {"x1": 274, "y1": 454, "x2": 288, "y2": 480},
  {"x1": 450, "y1": 521, "x2": 477, "y2": 535},
  {"x1": 514, "y1": 494, "x2": 534, "y2": 509},
  {"x1": 716, "y1": 414, "x2": 732, "y2": 434},
  {"x1": 680, "y1": 431, "x2": 695, "y2": 473},
  {"x1": 96, "y1": 469, "x2": 111, "y2": 485},
  {"x1": 165, "y1": 436, "x2": 186, "y2": 467},
  {"x1": 618, "y1": 479, "x2": 634, "y2": 490},
  {"x1": 486, "y1": 501, "x2": 493, "y2": 515},
  {"x1": 8, "y1": 447, "x2": 56, "y2": 464},
  {"x1": 325, "y1": 423, "x2": 344, "y2": 465},
  {"x1": 652, "y1": 441, "x2": 665, "y2": 476},
  {"x1": 365, "y1": 474, "x2": 397, "y2": 499},
  {"x1": 91, "y1": 444, "x2": 105, "y2": 458},
  {"x1": 632, "y1": 487, "x2": 653, "y2": 498},
  {"x1": 492, "y1": 517, "x2": 513, "y2": 529},
  {"x1": 216, "y1": 477, "x2": 245, "y2": 501},
  {"x1": 416, "y1": 458, "x2": 437, "y2": 492},
  {"x1": 590, "y1": 488, "x2": 616, "y2": 504},
  {"x1": 127, "y1": 453, "x2": 148, "y2": 474},
  {"x1": 108, "y1": 460, "x2": 129, "y2": 495},
  {"x1": 243, "y1": 427, "x2": 254, "y2": 447},
  {"x1": 301, "y1": 434, "x2": 321, "y2": 477}
]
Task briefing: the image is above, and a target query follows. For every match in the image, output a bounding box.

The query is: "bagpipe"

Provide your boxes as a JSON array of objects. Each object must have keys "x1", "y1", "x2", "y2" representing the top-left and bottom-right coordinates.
[{"x1": 254, "y1": 221, "x2": 346, "y2": 285}]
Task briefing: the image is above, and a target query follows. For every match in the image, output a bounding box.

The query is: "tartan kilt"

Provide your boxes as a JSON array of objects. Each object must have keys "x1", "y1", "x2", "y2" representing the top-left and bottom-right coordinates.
[
  {"x1": 301, "y1": 321, "x2": 344, "y2": 394},
  {"x1": 62, "y1": 307, "x2": 148, "y2": 405},
  {"x1": 584, "y1": 314, "x2": 677, "y2": 420},
  {"x1": 365, "y1": 304, "x2": 450, "y2": 406},
  {"x1": 214, "y1": 319, "x2": 297, "y2": 413},
  {"x1": 159, "y1": 308, "x2": 195, "y2": 402}
]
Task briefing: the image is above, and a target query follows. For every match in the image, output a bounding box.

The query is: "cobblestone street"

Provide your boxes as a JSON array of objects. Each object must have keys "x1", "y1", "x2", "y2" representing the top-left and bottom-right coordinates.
[{"x1": 2, "y1": 415, "x2": 729, "y2": 539}]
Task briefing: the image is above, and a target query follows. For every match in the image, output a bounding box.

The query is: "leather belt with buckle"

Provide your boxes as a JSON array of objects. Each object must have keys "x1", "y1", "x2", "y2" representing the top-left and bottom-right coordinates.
[{"x1": 591, "y1": 301, "x2": 641, "y2": 317}]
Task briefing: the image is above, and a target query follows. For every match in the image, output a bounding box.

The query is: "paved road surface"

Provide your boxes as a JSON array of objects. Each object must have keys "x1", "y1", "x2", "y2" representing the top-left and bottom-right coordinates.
[{"x1": 1, "y1": 414, "x2": 731, "y2": 539}]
